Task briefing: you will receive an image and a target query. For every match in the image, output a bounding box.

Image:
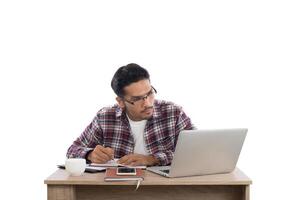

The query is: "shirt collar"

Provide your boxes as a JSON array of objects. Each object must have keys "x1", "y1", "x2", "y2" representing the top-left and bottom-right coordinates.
[
  {"x1": 115, "y1": 106, "x2": 123, "y2": 118},
  {"x1": 152, "y1": 100, "x2": 161, "y2": 118}
]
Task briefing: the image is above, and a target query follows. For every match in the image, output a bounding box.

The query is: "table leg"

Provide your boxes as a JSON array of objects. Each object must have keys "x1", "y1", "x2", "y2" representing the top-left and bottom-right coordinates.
[
  {"x1": 47, "y1": 185, "x2": 76, "y2": 200},
  {"x1": 243, "y1": 185, "x2": 250, "y2": 200}
]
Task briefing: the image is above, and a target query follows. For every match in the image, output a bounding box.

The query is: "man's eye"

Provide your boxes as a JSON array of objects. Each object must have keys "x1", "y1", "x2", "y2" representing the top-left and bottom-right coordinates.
[
  {"x1": 131, "y1": 97, "x2": 142, "y2": 102},
  {"x1": 148, "y1": 91, "x2": 154, "y2": 95}
]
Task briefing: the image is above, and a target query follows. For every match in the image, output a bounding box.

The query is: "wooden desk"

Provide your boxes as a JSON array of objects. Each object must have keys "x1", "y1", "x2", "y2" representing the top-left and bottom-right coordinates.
[{"x1": 44, "y1": 168, "x2": 252, "y2": 200}]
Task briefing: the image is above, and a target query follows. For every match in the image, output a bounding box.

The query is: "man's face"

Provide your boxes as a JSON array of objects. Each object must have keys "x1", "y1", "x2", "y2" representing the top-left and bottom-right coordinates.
[{"x1": 117, "y1": 79, "x2": 155, "y2": 121}]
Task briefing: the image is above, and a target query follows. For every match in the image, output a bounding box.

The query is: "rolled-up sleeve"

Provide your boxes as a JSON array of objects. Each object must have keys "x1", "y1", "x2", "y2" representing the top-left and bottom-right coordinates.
[{"x1": 153, "y1": 151, "x2": 174, "y2": 166}]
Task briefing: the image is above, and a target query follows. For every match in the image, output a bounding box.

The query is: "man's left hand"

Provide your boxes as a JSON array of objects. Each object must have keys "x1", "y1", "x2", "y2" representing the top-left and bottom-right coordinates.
[{"x1": 118, "y1": 154, "x2": 159, "y2": 166}]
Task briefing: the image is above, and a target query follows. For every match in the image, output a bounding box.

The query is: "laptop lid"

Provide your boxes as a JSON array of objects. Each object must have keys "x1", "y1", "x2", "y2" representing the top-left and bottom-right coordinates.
[{"x1": 164, "y1": 128, "x2": 247, "y2": 177}]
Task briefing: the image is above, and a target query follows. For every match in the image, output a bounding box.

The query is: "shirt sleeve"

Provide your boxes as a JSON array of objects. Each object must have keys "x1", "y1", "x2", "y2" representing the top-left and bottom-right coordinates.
[
  {"x1": 66, "y1": 114, "x2": 103, "y2": 159},
  {"x1": 175, "y1": 108, "x2": 195, "y2": 131},
  {"x1": 152, "y1": 151, "x2": 174, "y2": 166},
  {"x1": 153, "y1": 108, "x2": 195, "y2": 166}
]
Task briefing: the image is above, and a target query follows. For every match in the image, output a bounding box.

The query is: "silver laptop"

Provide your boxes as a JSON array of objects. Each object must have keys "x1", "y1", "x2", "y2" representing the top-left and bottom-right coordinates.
[{"x1": 147, "y1": 128, "x2": 247, "y2": 178}]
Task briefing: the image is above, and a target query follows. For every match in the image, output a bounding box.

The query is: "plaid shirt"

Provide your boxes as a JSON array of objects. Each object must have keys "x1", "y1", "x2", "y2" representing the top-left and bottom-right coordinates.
[{"x1": 66, "y1": 100, "x2": 194, "y2": 165}]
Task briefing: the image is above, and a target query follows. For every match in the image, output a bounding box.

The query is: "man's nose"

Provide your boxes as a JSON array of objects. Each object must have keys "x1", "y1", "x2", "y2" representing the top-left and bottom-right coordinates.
[{"x1": 142, "y1": 96, "x2": 152, "y2": 106}]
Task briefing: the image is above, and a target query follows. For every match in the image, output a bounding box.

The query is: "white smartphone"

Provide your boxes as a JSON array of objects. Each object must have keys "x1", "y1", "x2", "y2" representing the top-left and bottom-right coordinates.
[{"x1": 116, "y1": 167, "x2": 137, "y2": 175}]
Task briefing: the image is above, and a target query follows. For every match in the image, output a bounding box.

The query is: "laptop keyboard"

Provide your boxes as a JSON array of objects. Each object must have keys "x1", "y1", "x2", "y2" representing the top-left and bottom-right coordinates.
[{"x1": 160, "y1": 169, "x2": 170, "y2": 174}]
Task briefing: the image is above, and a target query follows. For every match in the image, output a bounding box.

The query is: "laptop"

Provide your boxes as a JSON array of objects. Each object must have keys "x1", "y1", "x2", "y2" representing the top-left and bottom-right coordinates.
[{"x1": 147, "y1": 128, "x2": 247, "y2": 178}]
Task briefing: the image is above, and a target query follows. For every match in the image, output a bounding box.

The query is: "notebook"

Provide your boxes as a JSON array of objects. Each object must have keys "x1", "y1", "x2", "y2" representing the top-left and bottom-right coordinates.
[{"x1": 104, "y1": 168, "x2": 144, "y2": 181}]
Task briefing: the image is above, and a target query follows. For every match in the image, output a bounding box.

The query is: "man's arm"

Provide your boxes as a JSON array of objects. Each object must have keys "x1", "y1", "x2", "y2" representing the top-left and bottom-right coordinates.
[
  {"x1": 154, "y1": 107, "x2": 194, "y2": 166},
  {"x1": 118, "y1": 154, "x2": 159, "y2": 166},
  {"x1": 66, "y1": 115, "x2": 103, "y2": 160}
]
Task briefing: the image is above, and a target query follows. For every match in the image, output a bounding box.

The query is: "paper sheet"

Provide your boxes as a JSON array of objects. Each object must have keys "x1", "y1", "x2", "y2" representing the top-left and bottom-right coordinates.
[{"x1": 90, "y1": 159, "x2": 146, "y2": 169}]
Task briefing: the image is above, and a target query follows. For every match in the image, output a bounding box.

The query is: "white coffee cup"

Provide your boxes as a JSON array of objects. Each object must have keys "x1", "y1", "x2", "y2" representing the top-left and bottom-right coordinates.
[{"x1": 65, "y1": 158, "x2": 86, "y2": 176}]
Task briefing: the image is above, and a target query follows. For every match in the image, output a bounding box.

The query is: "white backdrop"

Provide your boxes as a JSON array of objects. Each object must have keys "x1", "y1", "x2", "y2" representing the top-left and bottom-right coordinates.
[{"x1": 0, "y1": 1, "x2": 299, "y2": 199}]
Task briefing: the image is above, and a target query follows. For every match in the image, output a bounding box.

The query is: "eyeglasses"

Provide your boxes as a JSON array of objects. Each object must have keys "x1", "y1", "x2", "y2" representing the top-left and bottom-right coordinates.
[{"x1": 123, "y1": 86, "x2": 157, "y2": 105}]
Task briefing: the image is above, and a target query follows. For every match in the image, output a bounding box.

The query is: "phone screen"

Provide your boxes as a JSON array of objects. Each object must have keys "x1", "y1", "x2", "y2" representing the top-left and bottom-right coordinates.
[{"x1": 117, "y1": 167, "x2": 136, "y2": 175}]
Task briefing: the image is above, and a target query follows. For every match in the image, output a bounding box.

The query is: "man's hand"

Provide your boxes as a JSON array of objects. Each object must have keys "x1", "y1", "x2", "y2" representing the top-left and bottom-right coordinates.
[
  {"x1": 118, "y1": 154, "x2": 159, "y2": 166},
  {"x1": 87, "y1": 145, "x2": 114, "y2": 164}
]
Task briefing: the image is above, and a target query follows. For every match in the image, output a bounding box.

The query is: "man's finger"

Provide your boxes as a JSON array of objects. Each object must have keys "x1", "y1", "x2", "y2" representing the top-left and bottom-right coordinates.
[
  {"x1": 95, "y1": 145, "x2": 105, "y2": 151},
  {"x1": 95, "y1": 145, "x2": 114, "y2": 159},
  {"x1": 94, "y1": 149, "x2": 110, "y2": 161},
  {"x1": 102, "y1": 147, "x2": 114, "y2": 159},
  {"x1": 99, "y1": 152, "x2": 112, "y2": 162},
  {"x1": 93, "y1": 157, "x2": 105, "y2": 164},
  {"x1": 122, "y1": 156, "x2": 136, "y2": 166},
  {"x1": 91, "y1": 152, "x2": 106, "y2": 163},
  {"x1": 118, "y1": 155, "x2": 130, "y2": 164},
  {"x1": 128, "y1": 161, "x2": 138, "y2": 166}
]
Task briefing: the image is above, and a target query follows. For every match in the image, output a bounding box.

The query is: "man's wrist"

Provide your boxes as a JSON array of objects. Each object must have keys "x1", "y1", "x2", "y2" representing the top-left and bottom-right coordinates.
[
  {"x1": 147, "y1": 155, "x2": 159, "y2": 166},
  {"x1": 85, "y1": 150, "x2": 93, "y2": 163}
]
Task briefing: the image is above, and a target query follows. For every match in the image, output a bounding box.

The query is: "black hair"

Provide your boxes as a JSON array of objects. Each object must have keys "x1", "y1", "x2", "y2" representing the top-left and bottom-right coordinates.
[{"x1": 111, "y1": 63, "x2": 150, "y2": 97}]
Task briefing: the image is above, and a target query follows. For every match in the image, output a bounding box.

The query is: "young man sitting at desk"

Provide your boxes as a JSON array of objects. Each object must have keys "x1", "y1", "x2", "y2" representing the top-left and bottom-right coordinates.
[{"x1": 66, "y1": 63, "x2": 194, "y2": 166}]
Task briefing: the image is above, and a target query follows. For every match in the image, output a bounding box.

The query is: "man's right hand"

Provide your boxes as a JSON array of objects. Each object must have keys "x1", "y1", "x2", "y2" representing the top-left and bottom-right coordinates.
[{"x1": 87, "y1": 145, "x2": 114, "y2": 163}]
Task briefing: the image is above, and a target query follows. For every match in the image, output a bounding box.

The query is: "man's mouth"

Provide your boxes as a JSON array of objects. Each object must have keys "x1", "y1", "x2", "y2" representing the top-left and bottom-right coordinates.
[{"x1": 142, "y1": 107, "x2": 153, "y2": 113}]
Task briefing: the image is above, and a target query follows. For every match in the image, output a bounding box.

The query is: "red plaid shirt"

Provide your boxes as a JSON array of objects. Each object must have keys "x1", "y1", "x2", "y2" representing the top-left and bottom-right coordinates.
[{"x1": 66, "y1": 100, "x2": 194, "y2": 165}]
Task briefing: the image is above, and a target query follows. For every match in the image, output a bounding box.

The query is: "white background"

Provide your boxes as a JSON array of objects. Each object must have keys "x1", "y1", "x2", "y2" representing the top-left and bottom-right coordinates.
[{"x1": 0, "y1": 0, "x2": 299, "y2": 199}]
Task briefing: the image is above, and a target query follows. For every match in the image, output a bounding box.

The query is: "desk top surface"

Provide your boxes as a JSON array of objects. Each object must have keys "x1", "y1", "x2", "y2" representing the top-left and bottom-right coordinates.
[{"x1": 45, "y1": 168, "x2": 252, "y2": 186}]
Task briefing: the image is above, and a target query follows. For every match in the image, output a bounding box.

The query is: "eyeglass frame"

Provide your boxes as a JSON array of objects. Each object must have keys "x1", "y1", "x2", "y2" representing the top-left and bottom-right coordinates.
[{"x1": 122, "y1": 86, "x2": 157, "y2": 105}]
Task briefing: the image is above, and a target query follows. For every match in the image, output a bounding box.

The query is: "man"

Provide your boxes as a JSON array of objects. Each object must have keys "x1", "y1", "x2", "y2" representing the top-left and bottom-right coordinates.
[{"x1": 67, "y1": 63, "x2": 194, "y2": 166}]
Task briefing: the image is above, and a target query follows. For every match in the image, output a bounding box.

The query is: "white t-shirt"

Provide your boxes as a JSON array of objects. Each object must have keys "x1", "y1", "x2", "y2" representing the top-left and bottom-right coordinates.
[{"x1": 127, "y1": 116, "x2": 149, "y2": 155}]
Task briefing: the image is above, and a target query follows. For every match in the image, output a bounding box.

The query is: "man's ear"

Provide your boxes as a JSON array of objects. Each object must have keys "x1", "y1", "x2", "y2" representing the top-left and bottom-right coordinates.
[{"x1": 116, "y1": 97, "x2": 125, "y2": 109}]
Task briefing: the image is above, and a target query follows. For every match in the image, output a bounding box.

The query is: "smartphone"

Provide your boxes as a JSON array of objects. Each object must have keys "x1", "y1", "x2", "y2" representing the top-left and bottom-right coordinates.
[{"x1": 116, "y1": 167, "x2": 137, "y2": 175}]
